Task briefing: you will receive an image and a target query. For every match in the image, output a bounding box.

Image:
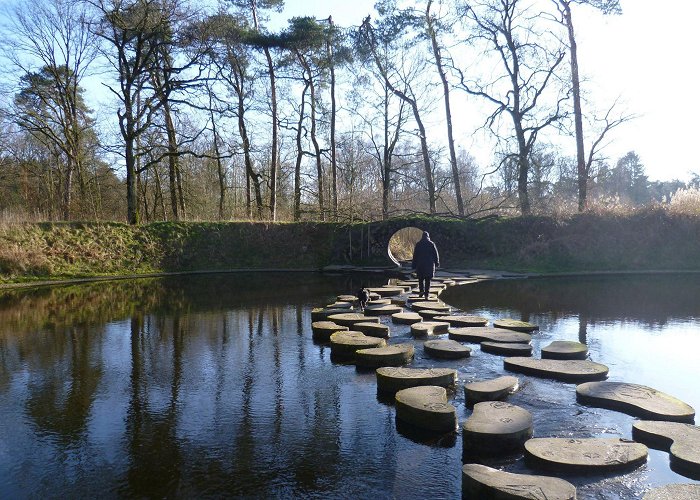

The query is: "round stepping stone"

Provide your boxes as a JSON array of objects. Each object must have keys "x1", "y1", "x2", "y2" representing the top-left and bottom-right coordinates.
[
  {"x1": 493, "y1": 319, "x2": 539, "y2": 333},
  {"x1": 462, "y1": 463, "x2": 577, "y2": 500},
  {"x1": 504, "y1": 357, "x2": 608, "y2": 382},
  {"x1": 542, "y1": 341, "x2": 588, "y2": 360},
  {"x1": 524, "y1": 437, "x2": 648, "y2": 472},
  {"x1": 367, "y1": 298, "x2": 391, "y2": 306},
  {"x1": 311, "y1": 307, "x2": 351, "y2": 321},
  {"x1": 643, "y1": 484, "x2": 700, "y2": 500},
  {"x1": 449, "y1": 327, "x2": 532, "y2": 344},
  {"x1": 424, "y1": 339, "x2": 471, "y2": 359},
  {"x1": 411, "y1": 301, "x2": 451, "y2": 312},
  {"x1": 353, "y1": 322, "x2": 390, "y2": 338},
  {"x1": 411, "y1": 321, "x2": 450, "y2": 336},
  {"x1": 326, "y1": 301, "x2": 353, "y2": 310},
  {"x1": 364, "y1": 304, "x2": 403, "y2": 316},
  {"x1": 395, "y1": 385, "x2": 457, "y2": 432},
  {"x1": 376, "y1": 367, "x2": 457, "y2": 393},
  {"x1": 311, "y1": 321, "x2": 348, "y2": 342},
  {"x1": 355, "y1": 343, "x2": 414, "y2": 368},
  {"x1": 462, "y1": 401, "x2": 533, "y2": 454},
  {"x1": 407, "y1": 294, "x2": 438, "y2": 301},
  {"x1": 390, "y1": 297, "x2": 407, "y2": 306},
  {"x1": 633, "y1": 420, "x2": 700, "y2": 477},
  {"x1": 481, "y1": 341, "x2": 533, "y2": 357},
  {"x1": 367, "y1": 286, "x2": 403, "y2": 297},
  {"x1": 329, "y1": 331, "x2": 386, "y2": 358},
  {"x1": 464, "y1": 376, "x2": 519, "y2": 404},
  {"x1": 416, "y1": 309, "x2": 447, "y2": 319},
  {"x1": 337, "y1": 294, "x2": 358, "y2": 304},
  {"x1": 391, "y1": 312, "x2": 422, "y2": 325},
  {"x1": 434, "y1": 315, "x2": 488, "y2": 327},
  {"x1": 576, "y1": 382, "x2": 695, "y2": 423},
  {"x1": 327, "y1": 313, "x2": 380, "y2": 327}
]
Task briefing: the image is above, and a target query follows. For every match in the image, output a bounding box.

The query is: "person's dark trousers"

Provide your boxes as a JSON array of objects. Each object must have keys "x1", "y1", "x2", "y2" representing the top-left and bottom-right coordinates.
[{"x1": 418, "y1": 275, "x2": 431, "y2": 299}]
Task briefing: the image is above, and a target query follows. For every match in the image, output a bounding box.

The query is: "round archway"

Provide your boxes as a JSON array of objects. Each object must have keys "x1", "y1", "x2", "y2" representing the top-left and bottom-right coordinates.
[{"x1": 387, "y1": 226, "x2": 424, "y2": 267}]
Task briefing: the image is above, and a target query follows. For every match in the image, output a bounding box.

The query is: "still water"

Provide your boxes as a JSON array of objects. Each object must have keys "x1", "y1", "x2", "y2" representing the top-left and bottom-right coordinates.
[{"x1": 0, "y1": 273, "x2": 699, "y2": 499}]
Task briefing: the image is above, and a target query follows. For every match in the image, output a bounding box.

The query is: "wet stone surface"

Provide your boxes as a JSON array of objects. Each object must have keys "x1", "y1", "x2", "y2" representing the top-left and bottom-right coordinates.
[
  {"x1": 504, "y1": 357, "x2": 609, "y2": 382},
  {"x1": 434, "y1": 315, "x2": 488, "y2": 327},
  {"x1": 376, "y1": 367, "x2": 457, "y2": 393},
  {"x1": 353, "y1": 322, "x2": 390, "y2": 338},
  {"x1": 542, "y1": 341, "x2": 589, "y2": 360},
  {"x1": 423, "y1": 339, "x2": 471, "y2": 359},
  {"x1": 462, "y1": 401, "x2": 533, "y2": 455},
  {"x1": 391, "y1": 312, "x2": 422, "y2": 325},
  {"x1": 632, "y1": 420, "x2": 700, "y2": 477},
  {"x1": 311, "y1": 321, "x2": 348, "y2": 342},
  {"x1": 327, "y1": 313, "x2": 380, "y2": 327},
  {"x1": 462, "y1": 463, "x2": 576, "y2": 500},
  {"x1": 448, "y1": 327, "x2": 532, "y2": 344},
  {"x1": 329, "y1": 331, "x2": 386, "y2": 358},
  {"x1": 464, "y1": 376, "x2": 519, "y2": 404},
  {"x1": 524, "y1": 438, "x2": 648, "y2": 472},
  {"x1": 355, "y1": 343, "x2": 414, "y2": 368},
  {"x1": 480, "y1": 341, "x2": 533, "y2": 357},
  {"x1": 395, "y1": 385, "x2": 457, "y2": 433},
  {"x1": 642, "y1": 484, "x2": 700, "y2": 500},
  {"x1": 410, "y1": 321, "x2": 450, "y2": 336}
]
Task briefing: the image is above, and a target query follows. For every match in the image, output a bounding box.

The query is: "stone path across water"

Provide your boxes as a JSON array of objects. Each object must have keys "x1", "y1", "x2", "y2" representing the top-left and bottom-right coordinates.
[
  {"x1": 395, "y1": 386, "x2": 457, "y2": 432},
  {"x1": 505, "y1": 357, "x2": 609, "y2": 382},
  {"x1": 462, "y1": 401, "x2": 533, "y2": 455},
  {"x1": 423, "y1": 339, "x2": 471, "y2": 359},
  {"x1": 449, "y1": 327, "x2": 532, "y2": 344},
  {"x1": 524, "y1": 437, "x2": 648, "y2": 472},
  {"x1": 542, "y1": 341, "x2": 588, "y2": 360},
  {"x1": 355, "y1": 343, "x2": 415, "y2": 368},
  {"x1": 376, "y1": 367, "x2": 457, "y2": 393},
  {"x1": 632, "y1": 420, "x2": 700, "y2": 477},
  {"x1": 462, "y1": 463, "x2": 576, "y2": 500},
  {"x1": 480, "y1": 341, "x2": 533, "y2": 357},
  {"x1": 434, "y1": 315, "x2": 488, "y2": 327},
  {"x1": 493, "y1": 318, "x2": 539, "y2": 332},
  {"x1": 464, "y1": 376, "x2": 519, "y2": 404},
  {"x1": 311, "y1": 321, "x2": 348, "y2": 342}
]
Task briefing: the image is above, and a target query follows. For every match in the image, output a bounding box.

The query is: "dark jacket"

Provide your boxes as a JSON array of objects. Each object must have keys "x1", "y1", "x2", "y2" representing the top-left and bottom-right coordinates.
[{"x1": 412, "y1": 234, "x2": 440, "y2": 277}]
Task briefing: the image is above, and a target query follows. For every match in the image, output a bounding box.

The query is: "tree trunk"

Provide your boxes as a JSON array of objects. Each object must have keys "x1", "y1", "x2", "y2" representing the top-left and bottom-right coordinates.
[
  {"x1": 163, "y1": 98, "x2": 180, "y2": 220},
  {"x1": 263, "y1": 46, "x2": 278, "y2": 221},
  {"x1": 327, "y1": 17, "x2": 338, "y2": 220},
  {"x1": 298, "y1": 52, "x2": 324, "y2": 221},
  {"x1": 238, "y1": 93, "x2": 263, "y2": 219},
  {"x1": 382, "y1": 84, "x2": 390, "y2": 221},
  {"x1": 293, "y1": 81, "x2": 309, "y2": 221}
]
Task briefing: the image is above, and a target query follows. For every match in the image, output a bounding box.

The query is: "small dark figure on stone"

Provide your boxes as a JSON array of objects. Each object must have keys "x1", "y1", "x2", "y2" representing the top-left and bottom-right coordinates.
[
  {"x1": 357, "y1": 288, "x2": 370, "y2": 310},
  {"x1": 412, "y1": 231, "x2": 440, "y2": 300}
]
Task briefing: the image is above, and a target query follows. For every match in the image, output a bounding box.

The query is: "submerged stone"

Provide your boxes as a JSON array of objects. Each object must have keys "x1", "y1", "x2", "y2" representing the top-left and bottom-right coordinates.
[
  {"x1": 577, "y1": 382, "x2": 695, "y2": 423},
  {"x1": 363, "y1": 304, "x2": 403, "y2": 316},
  {"x1": 391, "y1": 312, "x2": 422, "y2": 325},
  {"x1": 353, "y1": 322, "x2": 390, "y2": 338},
  {"x1": 462, "y1": 463, "x2": 577, "y2": 500},
  {"x1": 464, "y1": 376, "x2": 519, "y2": 404},
  {"x1": 424, "y1": 339, "x2": 471, "y2": 359},
  {"x1": 524, "y1": 437, "x2": 648, "y2": 472},
  {"x1": 327, "y1": 313, "x2": 380, "y2": 327},
  {"x1": 355, "y1": 343, "x2": 414, "y2": 368},
  {"x1": 376, "y1": 366, "x2": 457, "y2": 393},
  {"x1": 462, "y1": 401, "x2": 533, "y2": 455},
  {"x1": 542, "y1": 341, "x2": 588, "y2": 360},
  {"x1": 449, "y1": 327, "x2": 532, "y2": 344},
  {"x1": 505, "y1": 357, "x2": 608, "y2": 382},
  {"x1": 493, "y1": 319, "x2": 539, "y2": 333},
  {"x1": 311, "y1": 321, "x2": 348, "y2": 342},
  {"x1": 329, "y1": 331, "x2": 385, "y2": 358},
  {"x1": 434, "y1": 315, "x2": 488, "y2": 327},
  {"x1": 411, "y1": 321, "x2": 450, "y2": 336},
  {"x1": 633, "y1": 420, "x2": 700, "y2": 477},
  {"x1": 395, "y1": 385, "x2": 457, "y2": 432},
  {"x1": 643, "y1": 484, "x2": 700, "y2": 500},
  {"x1": 481, "y1": 341, "x2": 533, "y2": 357}
]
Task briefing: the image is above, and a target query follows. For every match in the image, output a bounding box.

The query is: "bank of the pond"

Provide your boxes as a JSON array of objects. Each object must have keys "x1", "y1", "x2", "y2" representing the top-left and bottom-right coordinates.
[{"x1": 2, "y1": 210, "x2": 700, "y2": 284}]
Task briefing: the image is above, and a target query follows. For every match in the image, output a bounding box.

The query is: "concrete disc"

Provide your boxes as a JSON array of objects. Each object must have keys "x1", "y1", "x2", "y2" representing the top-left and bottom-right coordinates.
[
  {"x1": 505, "y1": 357, "x2": 608, "y2": 382},
  {"x1": 367, "y1": 286, "x2": 404, "y2": 297},
  {"x1": 411, "y1": 321, "x2": 450, "y2": 336},
  {"x1": 643, "y1": 484, "x2": 700, "y2": 500},
  {"x1": 411, "y1": 301, "x2": 451, "y2": 312},
  {"x1": 355, "y1": 343, "x2": 414, "y2": 368},
  {"x1": 633, "y1": 420, "x2": 700, "y2": 477},
  {"x1": 481, "y1": 341, "x2": 533, "y2": 357},
  {"x1": 311, "y1": 321, "x2": 348, "y2": 342},
  {"x1": 311, "y1": 307, "x2": 353, "y2": 321},
  {"x1": 577, "y1": 382, "x2": 695, "y2": 422},
  {"x1": 395, "y1": 385, "x2": 457, "y2": 432},
  {"x1": 337, "y1": 294, "x2": 358, "y2": 304},
  {"x1": 462, "y1": 463, "x2": 576, "y2": 500},
  {"x1": 325, "y1": 301, "x2": 354, "y2": 310},
  {"x1": 462, "y1": 401, "x2": 533, "y2": 454},
  {"x1": 367, "y1": 298, "x2": 392, "y2": 306},
  {"x1": 376, "y1": 366, "x2": 457, "y2": 393},
  {"x1": 493, "y1": 319, "x2": 539, "y2": 333},
  {"x1": 327, "y1": 313, "x2": 380, "y2": 327},
  {"x1": 416, "y1": 309, "x2": 447, "y2": 319},
  {"x1": 391, "y1": 312, "x2": 422, "y2": 325},
  {"x1": 364, "y1": 304, "x2": 403, "y2": 316},
  {"x1": 449, "y1": 327, "x2": 532, "y2": 344},
  {"x1": 353, "y1": 322, "x2": 390, "y2": 338},
  {"x1": 464, "y1": 376, "x2": 519, "y2": 404},
  {"x1": 329, "y1": 331, "x2": 386, "y2": 358},
  {"x1": 434, "y1": 315, "x2": 489, "y2": 327},
  {"x1": 525, "y1": 437, "x2": 648, "y2": 472},
  {"x1": 424, "y1": 339, "x2": 472, "y2": 359},
  {"x1": 542, "y1": 341, "x2": 588, "y2": 360}
]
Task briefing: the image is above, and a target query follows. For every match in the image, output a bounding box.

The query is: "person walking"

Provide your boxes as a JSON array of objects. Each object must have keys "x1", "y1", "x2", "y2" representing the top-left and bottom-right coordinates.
[{"x1": 412, "y1": 231, "x2": 440, "y2": 300}]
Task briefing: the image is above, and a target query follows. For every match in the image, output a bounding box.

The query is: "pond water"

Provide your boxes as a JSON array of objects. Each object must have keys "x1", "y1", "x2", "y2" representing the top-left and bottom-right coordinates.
[{"x1": 0, "y1": 273, "x2": 699, "y2": 499}]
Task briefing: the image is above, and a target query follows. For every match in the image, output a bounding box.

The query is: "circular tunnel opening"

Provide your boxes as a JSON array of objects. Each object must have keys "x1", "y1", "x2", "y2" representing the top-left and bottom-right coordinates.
[{"x1": 387, "y1": 226, "x2": 424, "y2": 268}]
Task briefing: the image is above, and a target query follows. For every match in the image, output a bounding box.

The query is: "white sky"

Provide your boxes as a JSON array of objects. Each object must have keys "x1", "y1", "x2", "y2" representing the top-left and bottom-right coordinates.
[{"x1": 272, "y1": 0, "x2": 700, "y2": 183}]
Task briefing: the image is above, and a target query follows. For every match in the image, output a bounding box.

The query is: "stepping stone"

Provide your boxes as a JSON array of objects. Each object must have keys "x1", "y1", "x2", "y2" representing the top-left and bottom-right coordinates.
[
  {"x1": 329, "y1": 331, "x2": 386, "y2": 358},
  {"x1": 464, "y1": 376, "x2": 519, "y2": 403},
  {"x1": 434, "y1": 315, "x2": 488, "y2": 327},
  {"x1": 407, "y1": 294, "x2": 438, "y2": 301},
  {"x1": 493, "y1": 319, "x2": 539, "y2": 333},
  {"x1": 542, "y1": 341, "x2": 588, "y2": 360},
  {"x1": 367, "y1": 298, "x2": 391, "y2": 306},
  {"x1": 411, "y1": 301, "x2": 451, "y2": 312},
  {"x1": 449, "y1": 327, "x2": 532, "y2": 344},
  {"x1": 367, "y1": 286, "x2": 404, "y2": 297},
  {"x1": 505, "y1": 357, "x2": 608, "y2": 382},
  {"x1": 311, "y1": 307, "x2": 352, "y2": 321},
  {"x1": 395, "y1": 386, "x2": 457, "y2": 432},
  {"x1": 391, "y1": 312, "x2": 422, "y2": 325},
  {"x1": 355, "y1": 343, "x2": 414, "y2": 368},
  {"x1": 353, "y1": 322, "x2": 390, "y2": 338},
  {"x1": 411, "y1": 321, "x2": 450, "y2": 336},
  {"x1": 481, "y1": 341, "x2": 533, "y2": 357},
  {"x1": 524, "y1": 437, "x2": 648, "y2": 472},
  {"x1": 577, "y1": 382, "x2": 695, "y2": 422},
  {"x1": 643, "y1": 484, "x2": 700, "y2": 500},
  {"x1": 337, "y1": 294, "x2": 358, "y2": 304},
  {"x1": 364, "y1": 304, "x2": 403, "y2": 316},
  {"x1": 311, "y1": 321, "x2": 348, "y2": 342},
  {"x1": 390, "y1": 297, "x2": 407, "y2": 306},
  {"x1": 424, "y1": 339, "x2": 471, "y2": 359},
  {"x1": 416, "y1": 309, "x2": 447, "y2": 319},
  {"x1": 633, "y1": 420, "x2": 700, "y2": 477},
  {"x1": 462, "y1": 463, "x2": 577, "y2": 500},
  {"x1": 327, "y1": 313, "x2": 380, "y2": 328},
  {"x1": 376, "y1": 367, "x2": 457, "y2": 393},
  {"x1": 462, "y1": 401, "x2": 533, "y2": 454},
  {"x1": 326, "y1": 301, "x2": 354, "y2": 310}
]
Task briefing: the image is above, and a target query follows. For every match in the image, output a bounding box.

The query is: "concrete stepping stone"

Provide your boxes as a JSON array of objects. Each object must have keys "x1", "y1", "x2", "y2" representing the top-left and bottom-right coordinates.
[
  {"x1": 366, "y1": 298, "x2": 391, "y2": 306},
  {"x1": 633, "y1": 420, "x2": 700, "y2": 477},
  {"x1": 311, "y1": 307, "x2": 352, "y2": 321},
  {"x1": 449, "y1": 327, "x2": 532, "y2": 344},
  {"x1": 542, "y1": 341, "x2": 588, "y2": 360},
  {"x1": 391, "y1": 312, "x2": 422, "y2": 325},
  {"x1": 395, "y1": 386, "x2": 457, "y2": 432},
  {"x1": 493, "y1": 319, "x2": 539, "y2": 332},
  {"x1": 505, "y1": 357, "x2": 608, "y2": 382},
  {"x1": 577, "y1": 382, "x2": 695, "y2": 422},
  {"x1": 524, "y1": 437, "x2": 648, "y2": 472},
  {"x1": 367, "y1": 286, "x2": 404, "y2": 297},
  {"x1": 326, "y1": 301, "x2": 354, "y2": 310},
  {"x1": 337, "y1": 294, "x2": 358, "y2": 304},
  {"x1": 462, "y1": 401, "x2": 533, "y2": 454},
  {"x1": 355, "y1": 343, "x2": 414, "y2": 368},
  {"x1": 390, "y1": 297, "x2": 407, "y2": 306},
  {"x1": 311, "y1": 321, "x2": 348, "y2": 342},
  {"x1": 376, "y1": 367, "x2": 457, "y2": 393},
  {"x1": 407, "y1": 294, "x2": 438, "y2": 301},
  {"x1": 353, "y1": 322, "x2": 390, "y2": 338},
  {"x1": 411, "y1": 321, "x2": 450, "y2": 336},
  {"x1": 481, "y1": 341, "x2": 533, "y2": 357},
  {"x1": 643, "y1": 484, "x2": 700, "y2": 500},
  {"x1": 424, "y1": 339, "x2": 471, "y2": 359},
  {"x1": 329, "y1": 331, "x2": 386, "y2": 358},
  {"x1": 327, "y1": 313, "x2": 380, "y2": 327},
  {"x1": 411, "y1": 301, "x2": 451, "y2": 312},
  {"x1": 464, "y1": 376, "x2": 519, "y2": 404},
  {"x1": 364, "y1": 304, "x2": 403, "y2": 316},
  {"x1": 434, "y1": 315, "x2": 488, "y2": 327},
  {"x1": 416, "y1": 309, "x2": 447, "y2": 320},
  {"x1": 462, "y1": 463, "x2": 577, "y2": 500}
]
